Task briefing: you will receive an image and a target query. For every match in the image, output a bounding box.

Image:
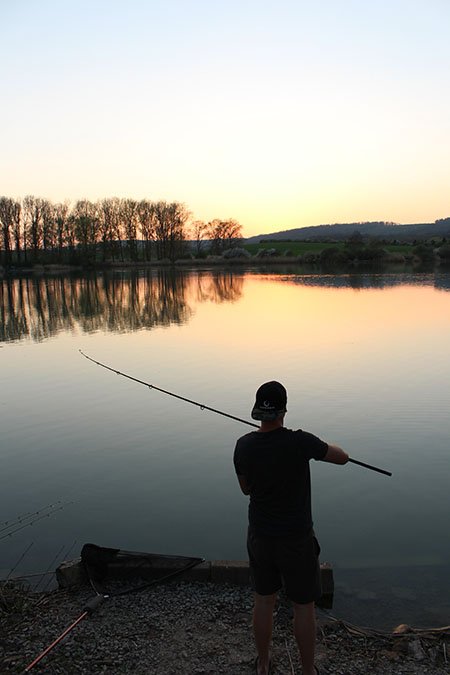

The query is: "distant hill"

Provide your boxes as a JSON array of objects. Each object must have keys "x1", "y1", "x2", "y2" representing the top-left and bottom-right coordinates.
[{"x1": 245, "y1": 218, "x2": 450, "y2": 244}]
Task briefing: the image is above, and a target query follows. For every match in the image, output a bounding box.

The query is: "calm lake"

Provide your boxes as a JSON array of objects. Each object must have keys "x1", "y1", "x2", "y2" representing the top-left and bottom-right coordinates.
[{"x1": 1, "y1": 266, "x2": 450, "y2": 629}]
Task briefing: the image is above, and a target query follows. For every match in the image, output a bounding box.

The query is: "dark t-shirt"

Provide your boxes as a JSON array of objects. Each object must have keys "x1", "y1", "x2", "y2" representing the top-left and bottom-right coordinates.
[{"x1": 233, "y1": 427, "x2": 328, "y2": 537}]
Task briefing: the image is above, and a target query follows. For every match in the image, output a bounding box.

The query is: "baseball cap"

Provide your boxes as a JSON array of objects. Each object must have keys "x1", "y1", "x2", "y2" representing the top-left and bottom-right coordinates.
[{"x1": 251, "y1": 381, "x2": 287, "y2": 421}]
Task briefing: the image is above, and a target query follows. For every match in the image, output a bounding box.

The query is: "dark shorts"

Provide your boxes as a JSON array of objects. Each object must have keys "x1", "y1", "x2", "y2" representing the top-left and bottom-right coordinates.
[{"x1": 247, "y1": 527, "x2": 322, "y2": 605}]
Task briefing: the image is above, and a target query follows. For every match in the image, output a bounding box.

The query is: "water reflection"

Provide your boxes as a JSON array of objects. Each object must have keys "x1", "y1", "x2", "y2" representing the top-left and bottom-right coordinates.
[
  {"x1": 2, "y1": 267, "x2": 450, "y2": 629},
  {"x1": 281, "y1": 272, "x2": 450, "y2": 290},
  {"x1": 0, "y1": 270, "x2": 244, "y2": 343},
  {"x1": 2, "y1": 268, "x2": 449, "y2": 344}
]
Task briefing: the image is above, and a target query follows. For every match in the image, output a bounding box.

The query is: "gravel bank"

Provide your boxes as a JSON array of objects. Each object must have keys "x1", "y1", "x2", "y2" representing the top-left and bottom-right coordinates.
[{"x1": 1, "y1": 581, "x2": 449, "y2": 674}]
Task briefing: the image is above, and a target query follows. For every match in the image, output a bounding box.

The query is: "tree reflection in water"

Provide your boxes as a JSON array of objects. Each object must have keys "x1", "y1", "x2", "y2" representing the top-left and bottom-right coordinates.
[
  {"x1": 0, "y1": 270, "x2": 245, "y2": 343},
  {"x1": 3, "y1": 269, "x2": 447, "y2": 343}
]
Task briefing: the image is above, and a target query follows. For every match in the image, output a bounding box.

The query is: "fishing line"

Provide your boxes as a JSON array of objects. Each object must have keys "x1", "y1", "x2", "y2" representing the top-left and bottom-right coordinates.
[{"x1": 79, "y1": 350, "x2": 392, "y2": 476}]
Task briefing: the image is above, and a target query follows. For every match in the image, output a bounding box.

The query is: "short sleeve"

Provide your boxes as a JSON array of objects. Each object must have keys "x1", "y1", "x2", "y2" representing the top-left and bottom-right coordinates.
[
  {"x1": 299, "y1": 431, "x2": 328, "y2": 460},
  {"x1": 233, "y1": 438, "x2": 246, "y2": 475}
]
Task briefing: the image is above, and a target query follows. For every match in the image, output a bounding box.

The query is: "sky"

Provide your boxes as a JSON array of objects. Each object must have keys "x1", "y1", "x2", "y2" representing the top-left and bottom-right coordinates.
[{"x1": 1, "y1": 0, "x2": 449, "y2": 238}]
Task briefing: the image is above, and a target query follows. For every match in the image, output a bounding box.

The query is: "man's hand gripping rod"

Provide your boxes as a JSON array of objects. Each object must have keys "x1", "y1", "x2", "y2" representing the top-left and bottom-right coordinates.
[{"x1": 79, "y1": 351, "x2": 392, "y2": 477}]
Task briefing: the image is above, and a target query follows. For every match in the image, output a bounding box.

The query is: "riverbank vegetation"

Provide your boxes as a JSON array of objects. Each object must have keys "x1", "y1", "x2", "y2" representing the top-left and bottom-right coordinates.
[
  {"x1": 242, "y1": 234, "x2": 450, "y2": 266},
  {"x1": 0, "y1": 195, "x2": 242, "y2": 268},
  {"x1": 1, "y1": 194, "x2": 450, "y2": 275}
]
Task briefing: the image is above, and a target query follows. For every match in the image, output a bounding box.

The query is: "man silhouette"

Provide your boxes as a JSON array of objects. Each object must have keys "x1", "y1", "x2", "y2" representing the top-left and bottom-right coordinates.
[{"x1": 234, "y1": 381, "x2": 348, "y2": 675}]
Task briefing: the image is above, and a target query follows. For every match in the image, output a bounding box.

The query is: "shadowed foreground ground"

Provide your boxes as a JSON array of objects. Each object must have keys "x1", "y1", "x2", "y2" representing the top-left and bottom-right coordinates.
[{"x1": 1, "y1": 581, "x2": 449, "y2": 674}]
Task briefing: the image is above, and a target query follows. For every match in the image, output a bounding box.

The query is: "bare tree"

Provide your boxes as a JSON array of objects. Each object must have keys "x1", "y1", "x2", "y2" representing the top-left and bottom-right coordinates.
[
  {"x1": 190, "y1": 220, "x2": 208, "y2": 257},
  {"x1": 54, "y1": 201, "x2": 71, "y2": 261},
  {"x1": 120, "y1": 198, "x2": 138, "y2": 261},
  {"x1": 98, "y1": 198, "x2": 120, "y2": 262},
  {"x1": 153, "y1": 201, "x2": 170, "y2": 260},
  {"x1": 41, "y1": 199, "x2": 56, "y2": 259},
  {"x1": 23, "y1": 195, "x2": 46, "y2": 262},
  {"x1": 136, "y1": 200, "x2": 156, "y2": 261},
  {"x1": 153, "y1": 201, "x2": 190, "y2": 260},
  {"x1": 167, "y1": 202, "x2": 190, "y2": 260},
  {"x1": 107, "y1": 198, "x2": 125, "y2": 262},
  {"x1": 0, "y1": 197, "x2": 14, "y2": 265},
  {"x1": 12, "y1": 199, "x2": 22, "y2": 263},
  {"x1": 206, "y1": 218, "x2": 243, "y2": 254},
  {"x1": 72, "y1": 200, "x2": 98, "y2": 264}
]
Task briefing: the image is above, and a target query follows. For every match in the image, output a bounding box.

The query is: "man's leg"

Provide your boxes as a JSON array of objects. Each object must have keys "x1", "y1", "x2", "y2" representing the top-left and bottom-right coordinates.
[
  {"x1": 292, "y1": 600, "x2": 316, "y2": 675},
  {"x1": 253, "y1": 592, "x2": 277, "y2": 675}
]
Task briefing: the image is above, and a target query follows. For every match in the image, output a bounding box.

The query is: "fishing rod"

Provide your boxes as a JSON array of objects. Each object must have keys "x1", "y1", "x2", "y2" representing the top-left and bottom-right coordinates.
[
  {"x1": 6, "y1": 542, "x2": 34, "y2": 581},
  {"x1": 33, "y1": 543, "x2": 67, "y2": 593},
  {"x1": 23, "y1": 595, "x2": 106, "y2": 673},
  {"x1": 79, "y1": 350, "x2": 255, "y2": 428},
  {"x1": 79, "y1": 350, "x2": 392, "y2": 477},
  {"x1": 23, "y1": 548, "x2": 204, "y2": 672},
  {"x1": 0, "y1": 503, "x2": 73, "y2": 541},
  {"x1": 0, "y1": 502, "x2": 63, "y2": 535}
]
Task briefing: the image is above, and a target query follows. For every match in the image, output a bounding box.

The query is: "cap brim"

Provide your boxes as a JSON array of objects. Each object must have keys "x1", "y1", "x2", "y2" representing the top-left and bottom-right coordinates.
[{"x1": 251, "y1": 407, "x2": 284, "y2": 421}]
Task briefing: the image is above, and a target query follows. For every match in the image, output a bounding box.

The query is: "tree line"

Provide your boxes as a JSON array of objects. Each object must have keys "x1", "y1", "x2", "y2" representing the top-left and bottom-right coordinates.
[{"x1": 0, "y1": 196, "x2": 243, "y2": 266}]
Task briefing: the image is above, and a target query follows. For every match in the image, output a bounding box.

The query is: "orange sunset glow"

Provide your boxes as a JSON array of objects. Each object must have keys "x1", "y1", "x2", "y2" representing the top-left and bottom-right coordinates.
[{"x1": 2, "y1": 1, "x2": 450, "y2": 238}]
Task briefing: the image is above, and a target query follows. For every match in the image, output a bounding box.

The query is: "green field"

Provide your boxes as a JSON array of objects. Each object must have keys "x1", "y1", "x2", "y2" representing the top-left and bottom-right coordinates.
[
  {"x1": 383, "y1": 244, "x2": 415, "y2": 253},
  {"x1": 243, "y1": 241, "x2": 343, "y2": 256},
  {"x1": 243, "y1": 241, "x2": 414, "y2": 256}
]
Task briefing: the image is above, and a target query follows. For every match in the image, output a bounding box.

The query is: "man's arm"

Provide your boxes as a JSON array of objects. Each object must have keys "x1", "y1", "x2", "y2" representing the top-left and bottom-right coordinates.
[
  {"x1": 236, "y1": 474, "x2": 250, "y2": 495},
  {"x1": 322, "y1": 443, "x2": 349, "y2": 465}
]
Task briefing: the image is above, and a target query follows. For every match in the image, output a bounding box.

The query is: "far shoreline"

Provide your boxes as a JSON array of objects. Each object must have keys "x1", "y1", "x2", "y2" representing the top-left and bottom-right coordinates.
[{"x1": 1, "y1": 252, "x2": 447, "y2": 279}]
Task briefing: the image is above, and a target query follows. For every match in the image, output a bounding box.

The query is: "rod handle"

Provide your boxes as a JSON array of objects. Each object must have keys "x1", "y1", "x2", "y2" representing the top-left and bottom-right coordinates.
[
  {"x1": 349, "y1": 458, "x2": 392, "y2": 476},
  {"x1": 83, "y1": 595, "x2": 106, "y2": 614}
]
